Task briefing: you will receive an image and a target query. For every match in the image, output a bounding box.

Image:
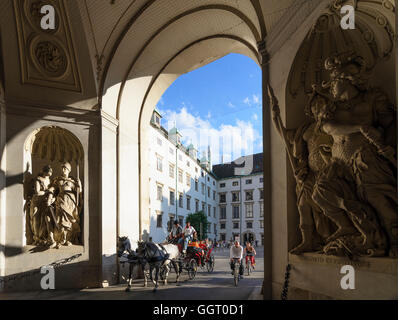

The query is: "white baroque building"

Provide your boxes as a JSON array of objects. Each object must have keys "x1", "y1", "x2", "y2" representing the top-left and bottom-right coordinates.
[
  {"x1": 148, "y1": 109, "x2": 264, "y2": 245},
  {"x1": 148, "y1": 109, "x2": 219, "y2": 243},
  {"x1": 213, "y1": 154, "x2": 264, "y2": 246}
]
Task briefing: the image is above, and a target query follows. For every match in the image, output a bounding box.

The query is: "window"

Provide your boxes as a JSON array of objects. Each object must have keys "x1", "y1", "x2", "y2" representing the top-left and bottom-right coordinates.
[
  {"x1": 179, "y1": 193, "x2": 183, "y2": 208},
  {"x1": 169, "y1": 147, "x2": 174, "y2": 155},
  {"x1": 220, "y1": 194, "x2": 226, "y2": 203},
  {"x1": 207, "y1": 223, "x2": 211, "y2": 233},
  {"x1": 260, "y1": 202, "x2": 264, "y2": 217},
  {"x1": 156, "y1": 155, "x2": 163, "y2": 172},
  {"x1": 201, "y1": 171, "x2": 204, "y2": 177},
  {"x1": 169, "y1": 190, "x2": 175, "y2": 205},
  {"x1": 195, "y1": 167, "x2": 198, "y2": 173},
  {"x1": 245, "y1": 203, "x2": 253, "y2": 218},
  {"x1": 179, "y1": 217, "x2": 184, "y2": 226},
  {"x1": 213, "y1": 191, "x2": 216, "y2": 200},
  {"x1": 214, "y1": 224, "x2": 217, "y2": 234},
  {"x1": 155, "y1": 115, "x2": 160, "y2": 125},
  {"x1": 220, "y1": 206, "x2": 226, "y2": 220},
  {"x1": 213, "y1": 181, "x2": 215, "y2": 186},
  {"x1": 213, "y1": 207, "x2": 216, "y2": 218},
  {"x1": 202, "y1": 202, "x2": 205, "y2": 212},
  {"x1": 157, "y1": 137, "x2": 162, "y2": 146},
  {"x1": 168, "y1": 215, "x2": 175, "y2": 232},
  {"x1": 157, "y1": 185, "x2": 163, "y2": 201},
  {"x1": 246, "y1": 179, "x2": 252, "y2": 185},
  {"x1": 260, "y1": 220, "x2": 264, "y2": 229},
  {"x1": 156, "y1": 212, "x2": 163, "y2": 228},
  {"x1": 187, "y1": 161, "x2": 190, "y2": 167},
  {"x1": 232, "y1": 192, "x2": 240, "y2": 202},
  {"x1": 232, "y1": 181, "x2": 239, "y2": 187},
  {"x1": 179, "y1": 154, "x2": 183, "y2": 161},
  {"x1": 208, "y1": 205, "x2": 211, "y2": 217},
  {"x1": 220, "y1": 183, "x2": 226, "y2": 188},
  {"x1": 187, "y1": 196, "x2": 191, "y2": 210},
  {"x1": 220, "y1": 223, "x2": 226, "y2": 230},
  {"x1": 260, "y1": 177, "x2": 264, "y2": 183},
  {"x1": 207, "y1": 177, "x2": 210, "y2": 182},
  {"x1": 233, "y1": 206, "x2": 240, "y2": 219},
  {"x1": 260, "y1": 189, "x2": 264, "y2": 200},
  {"x1": 233, "y1": 222, "x2": 239, "y2": 229},
  {"x1": 169, "y1": 164, "x2": 175, "y2": 178},
  {"x1": 186, "y1": 174, "x2": 191, "y2": 187},
  {"x1": 245, "y1": 191, "x2": 253, "y2": 201},
  {"x1": 178, "y1": 169, "x2": 183, "y2": 183},
  {"x1": 246, "y1": 221, "x2": 253, "y2": 229},
  {"x1": 208, "y1": 187, "x2": 210, "y2": 197},
  {"x1": 220, "y1": 234, "x2": 226, "y2": 241},
  {"x1": 195, "y1": 199, "x2": 199, "y2": 212},
  {"x1": 201, "y1": 183, "x2": 205, "y2": 195},
  {"x1": 195, "y1": 179, "x2": 198, "y2": 191}
]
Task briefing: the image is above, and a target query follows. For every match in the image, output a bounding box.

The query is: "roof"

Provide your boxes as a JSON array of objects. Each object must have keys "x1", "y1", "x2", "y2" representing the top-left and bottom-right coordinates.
[
  {"x1": 212, "y1": 153, "x2": 263, "y2": 179},
  {"x1": 169, "y1": 127, "x2": 181, "y2": 135}
]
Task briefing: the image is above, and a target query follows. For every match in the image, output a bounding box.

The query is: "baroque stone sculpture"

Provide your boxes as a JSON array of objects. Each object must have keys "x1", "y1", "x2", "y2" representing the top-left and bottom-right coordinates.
[
  {"x1": 270, "y1": 52, "x2": 398, "y2": 258},
  {"x1": 25, "y1": 162, "x2": 82, "y2": 249}
]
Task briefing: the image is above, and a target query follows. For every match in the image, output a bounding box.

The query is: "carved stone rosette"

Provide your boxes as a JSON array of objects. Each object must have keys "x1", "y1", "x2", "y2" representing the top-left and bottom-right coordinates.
[{"x1": 13, "y1": 0, "x2": 81, "y2": 91}]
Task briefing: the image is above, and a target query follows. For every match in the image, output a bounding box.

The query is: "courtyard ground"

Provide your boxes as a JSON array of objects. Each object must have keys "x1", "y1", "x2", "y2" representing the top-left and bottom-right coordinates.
[{"x1": 0, "y1": 247, "x2": 264, "y2": 300}]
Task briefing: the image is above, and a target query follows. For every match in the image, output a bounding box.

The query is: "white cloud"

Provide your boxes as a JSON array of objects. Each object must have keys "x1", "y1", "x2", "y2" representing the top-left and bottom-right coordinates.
[
  {"x1": 252, "y1": 113, "x2": 258, "y2": 121},
  {"x1": 227, "y1": 102, "x2": 236, "y2": 108},
  {"x1": 161, "y1": 107, "x2": 261, "y2": 164},
  {"x1": 243, "y1": 94, "x2": 262, "y2": 107}
]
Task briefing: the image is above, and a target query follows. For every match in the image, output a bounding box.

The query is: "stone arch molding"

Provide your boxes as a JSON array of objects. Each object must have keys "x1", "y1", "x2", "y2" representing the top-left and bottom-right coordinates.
[{"x1": 23, "y1": 126, "x2": 84, "y2": 249}]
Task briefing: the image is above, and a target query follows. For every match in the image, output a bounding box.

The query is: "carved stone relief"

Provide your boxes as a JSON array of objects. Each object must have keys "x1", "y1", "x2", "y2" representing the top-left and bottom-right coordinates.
[
  {"x1": 24, "y1": 126, "x2": 84, "y2": 249},
  {"x1": 13, "y1": 0, "x2": 81, "y2": 91},
  {"x1": 289, "y1": 0, "x2": 395, "y2": 97},
  {"x1": 271, "y1": 50, "x2": 398, "y2": 259}
]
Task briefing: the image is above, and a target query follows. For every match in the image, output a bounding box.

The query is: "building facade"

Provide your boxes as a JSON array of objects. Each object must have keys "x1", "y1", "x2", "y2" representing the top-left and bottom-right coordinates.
[
  {"x1": 213, "y1": 154, "x2": 264, "y2": 246},
  {"x1": 148, "y1": 110, "x2": 218, "y2": 243}
]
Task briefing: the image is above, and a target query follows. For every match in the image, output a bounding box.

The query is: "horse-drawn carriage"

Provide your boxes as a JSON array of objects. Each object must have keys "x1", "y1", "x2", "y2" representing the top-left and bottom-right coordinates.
[{"x1": 117, "y1": 236, "x2": 214, "y2": 292}]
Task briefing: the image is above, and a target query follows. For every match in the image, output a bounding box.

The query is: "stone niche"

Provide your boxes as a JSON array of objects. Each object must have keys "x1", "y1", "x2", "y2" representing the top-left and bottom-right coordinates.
[
  {"x1": 23, "y1": 126, "x2": 84, "y2": 249},
  {"x1": 278, "y1": 0, "x2": 398, "y2": 299}
]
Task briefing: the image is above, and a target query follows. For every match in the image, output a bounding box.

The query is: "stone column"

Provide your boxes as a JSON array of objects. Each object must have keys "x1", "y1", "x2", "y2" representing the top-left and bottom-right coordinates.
[
  {"x1": 258, "y1": 40, "x2": 272, "y2": 300},
  {"x1": 99, "y1": 110, "x2": 119, "y2": 287},
  {"x1": 0, "y1": 101, "x2": 5, "y2": 289}
]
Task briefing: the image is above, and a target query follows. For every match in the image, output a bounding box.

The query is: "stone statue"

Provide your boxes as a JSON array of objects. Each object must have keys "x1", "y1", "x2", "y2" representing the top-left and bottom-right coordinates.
[
  {"x1": 315, "y1": 52, "x2": 398, "y2": 257},
  {"x1": 48, "y1": 162, "x2": 82, "y2": 248},
  {"x1": 29, "y1": 165, "x2": 54, "y2": 246},
  {"x1": 271, "y1": 51, "x2": 398, "y2": 258},
  {"x1": 269, "y1": 85, "x2": 335, "y2": 254}
]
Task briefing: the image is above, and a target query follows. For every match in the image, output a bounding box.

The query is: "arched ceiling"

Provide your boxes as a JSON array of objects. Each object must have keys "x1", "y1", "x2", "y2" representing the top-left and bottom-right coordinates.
[{"x1": 75, "y1": 0, "x2": 298, "y2": 109}]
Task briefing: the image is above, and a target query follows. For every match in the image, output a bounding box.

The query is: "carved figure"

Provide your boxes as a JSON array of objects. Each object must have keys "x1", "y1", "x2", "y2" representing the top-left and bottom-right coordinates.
[
  {"x1": 29, "y1": 165, "x2": 53, "y2": 246},
  {"x1": 317, "y1": 52, "x2": 398, "y2": 257},
  {"x1": 269, "y1": 86, "x2": 334, "y2": 254},
  {"x1": 48, "y1": 162, "x2": 82, "y2": 248}
]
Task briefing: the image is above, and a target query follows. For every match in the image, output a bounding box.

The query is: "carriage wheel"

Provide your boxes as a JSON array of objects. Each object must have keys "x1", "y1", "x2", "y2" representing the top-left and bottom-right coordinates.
[
  {"x1": 206, "y1": 255, "x2": 215, "y2": 273},
  {"x1": 188, "y1": 259, "x2": 197, "y2": 280}
]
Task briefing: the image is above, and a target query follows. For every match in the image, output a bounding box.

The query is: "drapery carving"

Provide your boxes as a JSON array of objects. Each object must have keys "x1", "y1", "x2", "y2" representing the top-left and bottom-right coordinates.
[
  {"x1": 24, "y1": 126, "x2": 83, "y2": 249},
  {"x1": 271, "y1": 51, "x2": 398, "y2": 259}
]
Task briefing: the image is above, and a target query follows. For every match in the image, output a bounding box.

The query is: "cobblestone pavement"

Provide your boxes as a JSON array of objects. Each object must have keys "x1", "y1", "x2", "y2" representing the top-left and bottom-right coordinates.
[{"x1": 0, "y1": 247, "x2": 264, "y2": 300}]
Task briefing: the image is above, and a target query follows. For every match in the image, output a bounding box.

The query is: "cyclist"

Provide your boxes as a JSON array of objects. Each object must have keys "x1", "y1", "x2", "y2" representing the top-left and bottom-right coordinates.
[
  {"x1": 244, "y1": 241, "x2": 256, "y2": 270},
  {"x1": 229, "y1": 240, "x2": 244, "y2": 278}
]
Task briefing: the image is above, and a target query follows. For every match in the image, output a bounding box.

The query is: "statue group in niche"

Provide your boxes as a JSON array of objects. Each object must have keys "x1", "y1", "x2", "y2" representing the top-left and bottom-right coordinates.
[
  {"x1": 270, "y1": 52, "x2": 398, "y2": 258},
  {"x1": 27, "y1": 162, "x2": 82, "y2": 249}
]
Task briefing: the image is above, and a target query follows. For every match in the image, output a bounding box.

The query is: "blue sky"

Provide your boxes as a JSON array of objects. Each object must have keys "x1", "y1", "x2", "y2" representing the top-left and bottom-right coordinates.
[{"x1": 156, "y1": 53, "x2": 262, "y2": 165}]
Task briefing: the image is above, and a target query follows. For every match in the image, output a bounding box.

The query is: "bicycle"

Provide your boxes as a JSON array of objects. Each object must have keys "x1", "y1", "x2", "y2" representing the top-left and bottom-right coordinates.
[
  {"x1": 232, "y1": 258, "x2": 241, "y2": 287},
  {"x1": 246, "y1": 257, "x2": 253, "y2": 276}
]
